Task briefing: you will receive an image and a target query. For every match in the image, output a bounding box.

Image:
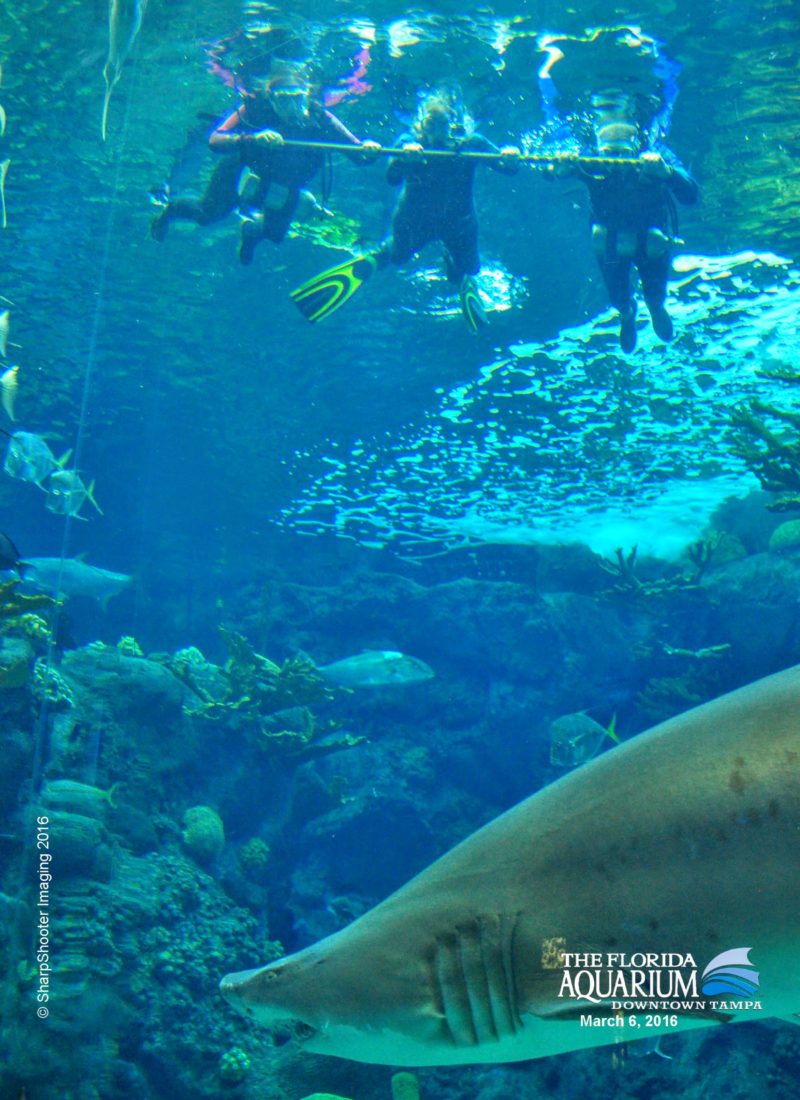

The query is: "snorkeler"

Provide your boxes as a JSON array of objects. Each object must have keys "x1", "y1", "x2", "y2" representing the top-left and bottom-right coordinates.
[
  {"x1": 150, "y1": 64, "x2": 378, "y2": 265},
  {"x1": 291, "y1": 88, "x2": 520, "y2": 332},
  {"x1": 552, "y1": 90, "x2": 698, "y2": 353}
]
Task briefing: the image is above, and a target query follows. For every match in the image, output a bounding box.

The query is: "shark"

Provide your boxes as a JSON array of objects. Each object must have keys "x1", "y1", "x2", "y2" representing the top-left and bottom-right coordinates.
[{"x1": 220, "y1": 666, "x2": 800, "y2": 1065}]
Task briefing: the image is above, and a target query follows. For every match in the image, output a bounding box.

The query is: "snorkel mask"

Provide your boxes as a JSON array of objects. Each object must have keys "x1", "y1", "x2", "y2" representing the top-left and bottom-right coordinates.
[
  {"x1": 266, "y1": 76, "x2": 311, "y2": 123},
  {"x1": 589, "y1": 90, "x2": 641, "y2": 156},
  {"x1": 414, "y1": 88, "x2": 472, "y2": 146}
]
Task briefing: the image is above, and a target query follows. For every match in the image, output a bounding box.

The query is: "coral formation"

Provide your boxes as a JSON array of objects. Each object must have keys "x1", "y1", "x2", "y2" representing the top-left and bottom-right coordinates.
[
  {"x1": 391, "y1": 1071, "x2": 422, "y2": 1100},
  {"x1": 182, "y1": 805, "x2": 225, "y2": 864},
  {"x1": 730, "y1": 371, "x2": 800, "y2": 511},
  {"x1": 769, "y1": 519, "x2": 800, "y2": 552},
  {"x1": 218, "y1": 1046, "x2": 251, "y2": 1084}
]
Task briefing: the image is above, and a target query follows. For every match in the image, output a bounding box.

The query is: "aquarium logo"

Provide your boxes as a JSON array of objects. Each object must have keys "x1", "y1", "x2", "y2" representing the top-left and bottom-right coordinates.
[
  {"x1": 554, "y1": 943, "x2": 763, "y2": 1014},
  {"x1": 700, "y1": 947, "x2": 760, "y2": 1000}
]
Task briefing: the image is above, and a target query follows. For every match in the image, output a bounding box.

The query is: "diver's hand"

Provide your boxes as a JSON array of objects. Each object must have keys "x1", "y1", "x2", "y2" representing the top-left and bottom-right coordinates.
[
  {"x1": 358, "y1": 139, "x2": 382, "y2": 162},
  {"x1": 546, "y1": 156, "x2": 574, "y2": 179},
  {"x1": 253, "y1": 129, "x2": 285, "y2": 147},
  {"x1": 639, "y1": 151, "x2": 671, "y2": 179},
  {"x1": 401, "y1": 142, "x2": 425, "y2": 160},
  {"x1": 499, "y1": 145, "x2": 521, "y2": 170}
]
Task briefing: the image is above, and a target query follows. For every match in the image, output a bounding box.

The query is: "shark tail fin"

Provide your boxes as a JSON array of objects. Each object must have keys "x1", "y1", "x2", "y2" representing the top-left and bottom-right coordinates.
[{"x1": 86, "y1": 480, "x2": 104, "y2": 516}]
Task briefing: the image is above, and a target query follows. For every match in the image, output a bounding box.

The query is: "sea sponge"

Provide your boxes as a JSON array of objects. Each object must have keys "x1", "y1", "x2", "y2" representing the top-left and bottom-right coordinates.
[
  {"x1": 182, "y1": 805, "x2": 225, "y2": 864},
  {"x1": 391, "y1": 1072, "x2": 421, "y2": 1100},
  {"x1": 769, "y1": 519, "x2": 800, "y2": 553}
]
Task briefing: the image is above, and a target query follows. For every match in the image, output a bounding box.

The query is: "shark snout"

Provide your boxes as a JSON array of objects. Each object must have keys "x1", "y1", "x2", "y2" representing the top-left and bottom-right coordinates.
[{"x1": 219, "y1": 966, "x2": 263, "y2": 1013}]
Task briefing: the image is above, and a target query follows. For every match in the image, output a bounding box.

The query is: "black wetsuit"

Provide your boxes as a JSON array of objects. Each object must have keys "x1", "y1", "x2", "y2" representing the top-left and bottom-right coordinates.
[
  {"x1": 376, "y1": 133, "x2": 516, "y2": 281},
  {"x1": 576, "y1": 147, "x2": 698, "y2": 314},
  {"x1": 158, "y1": 98, "x2": 361, "y2": 244}
]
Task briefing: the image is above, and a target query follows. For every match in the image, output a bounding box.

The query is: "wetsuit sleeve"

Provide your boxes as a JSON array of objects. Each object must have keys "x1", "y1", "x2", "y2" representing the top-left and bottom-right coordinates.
[
  {"x1": 662, "y1": 148, "x2": 699, "y2": 205},
  {"x1": 386, "y1": 135, "x2": 412, "y2": 186},
  {"x1": 208, "y1": 105, "x2": 254, "y2": 152},
  {"x1": 468, "y1": 133, "x2": 519, "y2": 175}
]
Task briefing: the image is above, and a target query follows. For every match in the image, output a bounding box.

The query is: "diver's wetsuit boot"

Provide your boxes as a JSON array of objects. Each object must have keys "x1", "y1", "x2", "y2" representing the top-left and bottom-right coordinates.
[
  {"x1": 618, "y1": 302, "x2": 638, "y2": 353},
  {"x1": 150, "y1": 207, "x2": 171, "y2": 242},
  {"x1": 649, "y1": 303, "x2": 674, "y2": 342},
  {"x1": 239, "y1": 217, "x2": 263, "y2": 266}
]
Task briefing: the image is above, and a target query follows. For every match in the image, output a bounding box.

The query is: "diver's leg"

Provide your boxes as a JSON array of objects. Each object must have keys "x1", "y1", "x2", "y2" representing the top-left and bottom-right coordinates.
[
  {"x1": 597, "y1": 252, "x2": 637, "y2": 353},
  {"x1": 239, "y1": 185, "x2": 299, "y2": 265},
  {"x1": 151, "y1": 158, "x2": 242, "y2": 240},
  {"x1": 640, "y1": 254, "x2": 674, "y2": 342},
  {"x1": 443, "y1": 215, "x2": 486, "y2": 332}
]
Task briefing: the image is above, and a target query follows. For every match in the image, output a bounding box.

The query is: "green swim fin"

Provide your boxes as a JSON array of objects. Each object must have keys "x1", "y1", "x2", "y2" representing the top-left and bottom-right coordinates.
[
  {"x1": 460, "y1": 275, "x2": 487, "y2": 334},
  {"x1": 291, "y1": 254, "x2": 377, "y2": 323}
]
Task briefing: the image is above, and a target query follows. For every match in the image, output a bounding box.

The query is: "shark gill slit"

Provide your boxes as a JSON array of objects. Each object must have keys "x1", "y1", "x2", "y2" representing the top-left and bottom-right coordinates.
[
  {"x1": 435, "y1": 933, "x2": 478, "y2": 1046},
  {"x1": 457, "y1": 921, "x2": 497, "y2": 1043},
  {"x1": 481, "y1": 913, "x2": 521, "y2": 1039}
]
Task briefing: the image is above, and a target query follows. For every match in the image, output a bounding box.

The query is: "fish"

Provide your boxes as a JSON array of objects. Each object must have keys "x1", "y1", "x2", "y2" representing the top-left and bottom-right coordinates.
[
  {"x1": 315, "y1": 650, "x2": 434, "y2": 689},
  {"x1": 0, "y1": 309, "x2": 9, "y2": 357},
  {"x1": 2, "y1": 431, "x2": 72, "y2": 489},
  {"x1": 0, "y1": 103, "x2": 5, "y2": 137},
  {"x1": 0, "y1": 158, "x2": 8, "y2": 229},
  {"x1": 101, "y1": 0, "x2": 149, "y2": 140},
  {"x1": 22, "y1": 557, "x2": 131, "y2": 606},
  {"x1": 220, "y1": 666, "x2": 800, "y2": 1066},
  {"x1": 549, "y1": 711, "x2": 619, "y2": 767},
  {"x1": 45, "y1": 468, "x2": 103, "y2": 519},
  {"x1": 41, "y1": 779, "x2": 120, "y2": 816},
  {"x1": 1, "y1": 364, "x2": 18, "y2": 420},
  {"x1": 0, "y1": 531, "x2": 23, "y2": 573}
]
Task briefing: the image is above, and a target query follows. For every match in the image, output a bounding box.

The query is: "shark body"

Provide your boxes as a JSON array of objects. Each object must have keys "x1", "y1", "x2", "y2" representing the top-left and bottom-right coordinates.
[{"x1": 221, "y1": 667, "x2": 800, "y2": 1065}]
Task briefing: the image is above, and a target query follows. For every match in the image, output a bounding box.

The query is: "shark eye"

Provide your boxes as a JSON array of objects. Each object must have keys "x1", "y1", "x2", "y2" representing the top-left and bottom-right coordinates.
[{"x1": 294, "y1": 1021, "x2": 316, "y2": 1042}]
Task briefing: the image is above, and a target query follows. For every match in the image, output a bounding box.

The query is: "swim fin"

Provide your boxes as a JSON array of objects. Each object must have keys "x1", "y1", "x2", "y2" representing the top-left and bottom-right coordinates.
[
  {"x1": 460, "y1": 275, "x2": 487, "y2": 334},
  {"x1": 291, "y1": 254, "x2": 377, "y2": 323}
]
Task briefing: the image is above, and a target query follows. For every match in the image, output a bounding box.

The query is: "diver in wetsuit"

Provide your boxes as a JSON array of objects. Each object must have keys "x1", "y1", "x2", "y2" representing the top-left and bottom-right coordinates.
[
  {"x1": 556, "y1": 90, "x2": 698, "y2": 353},
  {"x1": 290, "y1": 88, "x2": 520, "y2": 332},
  {"x1": 150, "y1": 65, "x2": 378, "y2": 265}
]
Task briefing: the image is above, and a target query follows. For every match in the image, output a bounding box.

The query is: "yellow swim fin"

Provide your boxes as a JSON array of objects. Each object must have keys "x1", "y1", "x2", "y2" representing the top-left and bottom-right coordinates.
[
  {"x1": 460, "y1": 275, "x2": 487, "y2": 334},
  {"x1": 291, "y1": 254, "x2": 377, "y2": 323}
]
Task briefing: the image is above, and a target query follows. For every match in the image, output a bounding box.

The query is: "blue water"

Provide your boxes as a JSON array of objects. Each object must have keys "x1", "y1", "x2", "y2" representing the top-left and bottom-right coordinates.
[{"x1": 1, "y1": 0, "x2": 799, "y2": 1097}]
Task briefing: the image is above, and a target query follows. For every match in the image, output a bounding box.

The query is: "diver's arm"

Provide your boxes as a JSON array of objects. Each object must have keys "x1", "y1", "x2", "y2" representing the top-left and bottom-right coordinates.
[
  {"x1": 208, "y1": 106, "x2": 250, "y2": 152},
  {"x1": 320, "y1": 110, "x2": 380, "y2": 163},
  {"x1": 386, "y1": 135, "x2": 412, "y2": 185},
  {"x1": 662, "y1": 149, "x2": 699, "y2": 205}
]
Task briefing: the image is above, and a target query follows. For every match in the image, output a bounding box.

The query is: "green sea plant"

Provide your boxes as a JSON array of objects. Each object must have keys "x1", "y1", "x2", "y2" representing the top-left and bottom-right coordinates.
[
  {"x1": 391, "y1": 1071, "x2": 421, "y2": 1100},
  {"x1": 768, "y1": 519, "x2": 800, "y2": 552}
]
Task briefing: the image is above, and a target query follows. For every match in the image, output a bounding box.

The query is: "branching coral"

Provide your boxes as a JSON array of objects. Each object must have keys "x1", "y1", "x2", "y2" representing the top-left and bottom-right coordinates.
[
  {"x1": 165, "y1": 631, "x2": 365, "y2": 764},
  {"x1": 730, "y1": 371, "x2": 800, "y2": 511},
  {"x1": 599, "y1": 546, "x2": 700, "y2": 598}
]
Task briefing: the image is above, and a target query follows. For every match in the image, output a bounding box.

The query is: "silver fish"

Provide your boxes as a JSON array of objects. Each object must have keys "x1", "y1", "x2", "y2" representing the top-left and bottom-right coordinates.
[
  {"x1": 549, "y1": 712, "x2": 617, "y2": 767},
  {"x1": 3, "y1": 431, "x2": 71, "y2": 489},
  {"x1": 45, "y1": 468, "x2": 102, "y2": 520},
  {"x1": 317, "y1": 650, "x2": 434, "y2": 688},
  {"x1": 23, "y1": 557, "x2": 131, "y2": 606},
  {"x1": 41, "y1": 779, "x2": 120, "y2": 817},
  {"x1": 221, "y1": 666, "x2": 800, "y2": 1066}
]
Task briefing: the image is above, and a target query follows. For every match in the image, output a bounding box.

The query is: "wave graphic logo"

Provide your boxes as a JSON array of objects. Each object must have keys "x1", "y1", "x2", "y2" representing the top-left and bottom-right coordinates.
[{"x1": 701, "y1": 947, "x2": 760, "y2": 999}]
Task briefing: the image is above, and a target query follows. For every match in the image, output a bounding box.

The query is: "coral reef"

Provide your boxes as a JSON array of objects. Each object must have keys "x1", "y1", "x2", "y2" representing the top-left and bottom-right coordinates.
[
  {"x1": 182, "y1": 805, "x2": 225, "y2": 865},
  {"x1": 730, "y1": 372, "x2": 800, "y2": 511}
]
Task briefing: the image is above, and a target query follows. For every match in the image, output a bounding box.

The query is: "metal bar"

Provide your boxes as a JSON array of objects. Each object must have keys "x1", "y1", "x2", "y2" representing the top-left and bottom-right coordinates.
[{"x1": 277, "y1": 139, "x2": 641, "y2": 166}]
